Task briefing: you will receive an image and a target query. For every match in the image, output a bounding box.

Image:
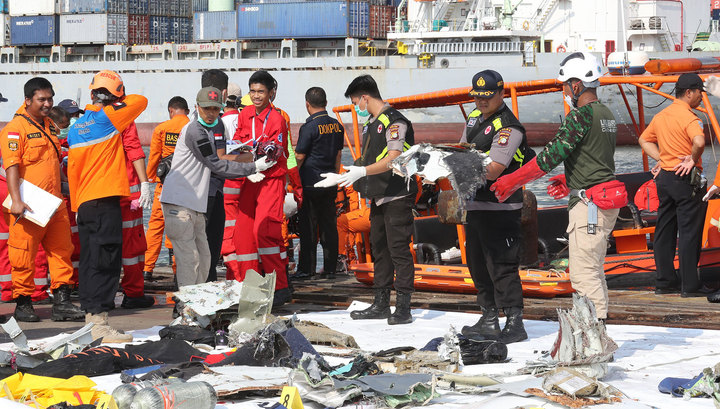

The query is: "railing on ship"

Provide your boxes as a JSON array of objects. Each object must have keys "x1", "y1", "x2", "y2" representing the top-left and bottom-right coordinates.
[{"x1": 416, "y1": 41, "x2": 523, "y2": 54}]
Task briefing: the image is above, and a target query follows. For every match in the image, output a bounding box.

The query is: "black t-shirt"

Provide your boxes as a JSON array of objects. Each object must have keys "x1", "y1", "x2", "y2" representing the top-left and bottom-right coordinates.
[{"x1": 296, "y1": 110, "x2": 345, "y2": 188}]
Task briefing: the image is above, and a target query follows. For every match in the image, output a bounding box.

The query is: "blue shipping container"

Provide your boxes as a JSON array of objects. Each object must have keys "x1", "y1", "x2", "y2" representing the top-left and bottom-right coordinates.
[
  {"x1": 170, "y1": 16, "x2": 192, "y2": 42},
  {"x1": 0, "y1": 0, "x2": 8, "y2": 13},
  {"x1": 236, "y1": 1, "x2": 369, "y2": 39},
  {"x1": 194, "y1": 11, "x2": 236, "y2": 41},
  {"x1": 11, "y1": 15, "x2": 58, "y2": 45},
  {"x1": 129, "y1": 0, "x2": 149, "y2": 14},
  {"x1": 59, "y1": 0, "x2": 106, "y2": 13}
]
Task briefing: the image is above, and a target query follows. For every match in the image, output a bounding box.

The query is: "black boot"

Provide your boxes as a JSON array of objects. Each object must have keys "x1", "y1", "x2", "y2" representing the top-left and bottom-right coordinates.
[
  {"x1": 51, "y1": 285, "x2": 85, "y2": 321},
  {"x1": 350, "y1": 288, "x2": 391, "y2": 320},
  {"x1": 388, "y1": 291, "x2": 413, "y2": 325},
  {"x1": 498, "y1": 307, "x2": 528, "y2": 344},
  {"x1": 14, "y1": 295, "x2": 39, "y2": 322},
  {"x1": 461, "y1": 306, "x2": 500, "y2": 340}
]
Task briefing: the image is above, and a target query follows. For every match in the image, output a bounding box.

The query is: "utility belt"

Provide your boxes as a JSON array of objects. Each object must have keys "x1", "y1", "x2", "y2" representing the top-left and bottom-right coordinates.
[
  {"x1": 659, "y1": 167, "x2": 707, "y2": 198},
  {"x1": 570, "y1": 180, "x2": 628, "y2": 235}
]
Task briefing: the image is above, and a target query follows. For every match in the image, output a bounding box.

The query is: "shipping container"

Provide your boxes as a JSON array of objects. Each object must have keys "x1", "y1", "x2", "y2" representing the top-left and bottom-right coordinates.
[
  {"x1": 10, "y1": 15, "x2": 58, "y2": 45},
  {"x1": 236, "y1": 1, "x2": 369, "y2": 39},
  {"x1": 0, "y1": 0, "x2": 8, "y2": 14},
  {"x1": 128, "y1": 14, "x2": 150, "y2": 44},
  {"x1": 369, "y1": 4, "x2": 393, "y2": 38},
  {"x1": 59, "y1": 0, "x2": 105, "y2": 14},
  {"x1": 150, "y1": 0, "x2": 190, "y2": 16},
  {"x1": 0, "y1": 14, "x2": 9, "y2": 46},
  {"x1": 193, "y1": 0, "x2": 208, "y2": 12},
  {"x1": 129, "y1": 0, "x2": 149, "y2": 14},
  {"x1": 107, "y1": 0, "x2": 128, "y2": 13},
  {"x1": 59, "y1": 13, "x2": 127, "y2": 44},
  {"x1": 194, "y1": 11, "x2": 236, "y2": 41},
  {"x1": 150, "y1": 15, "x2": 170, "y2": 43},
  {"x1": 209, "y1": 0, "x2": 233, "y2": 11},
  {"x1": 9, "y1": 0, "x2": 56, "y2": 16},
  {"x1": 178, "y1": 0, "x2": 191, "y2": 16},
  {"x1": 169, "y1": 16, "x2": 192, "y2": 42}
]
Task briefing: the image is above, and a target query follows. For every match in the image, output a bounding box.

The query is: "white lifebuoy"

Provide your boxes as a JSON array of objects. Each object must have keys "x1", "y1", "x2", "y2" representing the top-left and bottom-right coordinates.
[
  {"x1": 522, "y1": 20, "x2": 530, "y2": 30},
  {"x1": 556, "y1": 45, "x2": 567, "y2": 53}
]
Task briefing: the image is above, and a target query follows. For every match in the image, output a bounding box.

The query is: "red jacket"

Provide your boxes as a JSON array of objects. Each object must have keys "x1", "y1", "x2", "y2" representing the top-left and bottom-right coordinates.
[
  {"x1": 121, "y1": 122, "x2": 145, "y2": 200},
  {"x1": 234, "y1": 105, "x2": 288, "y2": 179}
]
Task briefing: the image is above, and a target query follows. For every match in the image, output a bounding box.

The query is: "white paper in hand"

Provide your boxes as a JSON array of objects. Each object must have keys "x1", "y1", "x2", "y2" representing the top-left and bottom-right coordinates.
[{"x1": 2, "y1": 179, "x2": 62, "y2": 227}]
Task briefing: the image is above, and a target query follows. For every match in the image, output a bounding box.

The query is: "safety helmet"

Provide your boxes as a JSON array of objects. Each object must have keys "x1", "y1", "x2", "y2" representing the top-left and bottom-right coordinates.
[
  {"x1": 557, "y1": 52, "x2": 603, "y2": 85},
  {"x1": 89, "y1": 70, "x2": 125, "y2": 98},
  {"x1": 240, "y1": 93, "x2": 252, "y2": 107}
]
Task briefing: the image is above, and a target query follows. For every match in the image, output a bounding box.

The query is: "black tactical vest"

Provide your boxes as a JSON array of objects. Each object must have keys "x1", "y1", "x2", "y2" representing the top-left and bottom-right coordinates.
[
  {"x1": 354, "y1": 107, "x2": 417, "y2": 200},
  {"x1": 467, "y1": 104, "x2": 534, "y2": 204}
]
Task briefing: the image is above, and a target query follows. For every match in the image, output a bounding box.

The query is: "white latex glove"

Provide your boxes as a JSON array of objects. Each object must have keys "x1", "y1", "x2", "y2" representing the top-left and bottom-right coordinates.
[
  {"x1": 705, "y1": 76, "x2": 720, "y2": 98},
  {"x1": 703, "y1": 184, "x2": 720, "y2": 201},
  {"x1": 314, "y1": 172, "x2": 341, "y2": 188},
  {"x1": 254, "y1": 156, "x2": 276, "y2": 172},
  {"x1": 247, "y1": 172, "x2": 265, "y2": 183},
  {"x1": 138, "y1": 182, "x2": 153, "y2": 209},
  {"x1": 337, "y1": 165, "x2": 367, "y2": 188}
]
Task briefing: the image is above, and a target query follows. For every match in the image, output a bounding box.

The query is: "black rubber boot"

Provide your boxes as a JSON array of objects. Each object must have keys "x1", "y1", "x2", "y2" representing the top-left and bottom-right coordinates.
[
  {"x1": 350, "y1": 288, "x2": 391, "y2": 320},
  {"x1": 121, "y1": 294, "x2": 156, "y2": 309},
  {"x1": 14, "y1": 295, "x2": 40, "y2": 322},
  {"x1": 388, "y1": 291, "x2": 413, "y2": 325},
  {"x1": 498, "y1": 306, "x2": 528, "y2": 344},
  {"x1": 51, "y1": 285, "x2": 85, "y2": 321},
  {"x1": 461, "y1": 306, "x2": 501, "y2": 340}
]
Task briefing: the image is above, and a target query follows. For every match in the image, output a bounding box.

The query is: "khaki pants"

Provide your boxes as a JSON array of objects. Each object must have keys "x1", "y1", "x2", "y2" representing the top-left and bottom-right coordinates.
[
  {"x1": 567, "y1": 202, "x2": 619, "y2": 319},
  {"x1": 162, "y1": 203, "x2": 210, "y2": 288}
]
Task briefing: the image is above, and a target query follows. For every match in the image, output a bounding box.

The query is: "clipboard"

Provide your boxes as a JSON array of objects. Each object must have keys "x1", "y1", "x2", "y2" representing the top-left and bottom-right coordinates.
[{"x1": 2, "y1": 179, "x2": 62, "y2": 228}]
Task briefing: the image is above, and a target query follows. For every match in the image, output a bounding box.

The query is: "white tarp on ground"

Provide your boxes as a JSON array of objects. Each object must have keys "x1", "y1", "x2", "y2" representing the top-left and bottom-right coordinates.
[{"x1": 5, "y1": 302, "x2": 720, "y2": 408}]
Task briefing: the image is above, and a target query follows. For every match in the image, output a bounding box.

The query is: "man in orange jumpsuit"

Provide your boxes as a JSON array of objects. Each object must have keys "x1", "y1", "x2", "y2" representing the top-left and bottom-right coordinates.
[
  {"x1": 144, "y1": 97, "x2": 190, "y2": 280},
  {"x1": 68, "y1": 70, "x2": 148, "y2": 343},
  {"x1": 0, "y1": 77, "x2": 84, "y2": 322},
  {"x1": 118, "y1": 122, "x2": 155, "y2": 308},
  {"x1": 233, "y1": 71, "x2": 291, "y2": 306}
]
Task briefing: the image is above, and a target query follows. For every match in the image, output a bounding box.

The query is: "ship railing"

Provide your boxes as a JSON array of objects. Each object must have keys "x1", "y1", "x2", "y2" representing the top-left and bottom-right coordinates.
[{"x1": 416, "y1": 41, "x2": 523, "y2": 55}]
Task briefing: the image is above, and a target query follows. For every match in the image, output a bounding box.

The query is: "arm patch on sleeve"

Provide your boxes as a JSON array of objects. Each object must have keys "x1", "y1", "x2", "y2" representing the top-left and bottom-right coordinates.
[
  {"x1": 196, "y1": 138, "x2": 214, "y2": 157},
  {"x1": 111, "y1": 102, "x2": 127, "y2": 110},
  {"x1": 497, "y1": 128, "x2": 511, "y2": 146}
]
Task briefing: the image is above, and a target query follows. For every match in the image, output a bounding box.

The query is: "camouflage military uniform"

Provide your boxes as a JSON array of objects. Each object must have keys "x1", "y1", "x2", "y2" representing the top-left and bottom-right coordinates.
[{"x1": 536, "y1": 101, "x2": 619, "y2": 319}]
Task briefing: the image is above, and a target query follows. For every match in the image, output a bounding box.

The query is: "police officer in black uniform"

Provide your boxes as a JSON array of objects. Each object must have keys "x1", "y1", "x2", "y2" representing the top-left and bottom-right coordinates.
[
  {"x1": 316, "y1": 74, "x2": 416, "y2": 325},
  {"x1": 460, "y1": 70, "x2": 533, "y2": 344},
  {"x1": 295, "y1": 87, "x2": 345, "y2": 279}
]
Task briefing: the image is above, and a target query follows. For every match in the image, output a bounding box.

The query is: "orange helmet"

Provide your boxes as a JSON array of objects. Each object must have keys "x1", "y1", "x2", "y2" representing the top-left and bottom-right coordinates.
[{"x1": 89, "y1": 70, "x2": 125, "y2": 97}]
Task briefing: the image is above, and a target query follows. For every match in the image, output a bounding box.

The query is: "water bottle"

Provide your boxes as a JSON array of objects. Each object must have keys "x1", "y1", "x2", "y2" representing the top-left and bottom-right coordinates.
[
  {"x1": 130, "y1": 381, "x2": 217, "y2": 409},
  {"x1": 112, "y1": 378, "x2": 185, "y2": 409}
]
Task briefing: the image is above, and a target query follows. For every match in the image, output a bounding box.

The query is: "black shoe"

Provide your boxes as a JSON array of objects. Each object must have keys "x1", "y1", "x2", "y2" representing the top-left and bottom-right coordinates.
[
  {"x1": 273, "y1": 287, "x2": 292, "y2": 307},
  {"x1": 681, "y1": 286, "x2": 715, "y2": 298},
  {"x1": 461, "y1": 306, "x2": 501, "y2": 340},
  {"x1": 655, "y1": 287, "x2": 680, "y2": 295},
  {"x1": 14, "y1": 295, "x2": 39, "y2": 322},
  {"x1": 319, "y1": 271, "x2": 335, "y2": 279},
  {"x1": 497, "y1": 307, "x2": 528, "y2": 344},
  {"x1": 291, "y1": 271, "x2": 313, "y2": 281},
  {"x1": 708, "y1": 290, "x2": 720, "y2": 303},
  {"x1": 51, "y1": 285, "x2": 85, "y2": 321},
  {"x1": 388, "y1": 291, "x2": 413, "y2": 325},
  {"x1": 143, "y1": 271, "x2": 153, "y2": 281},
  {"x1": 351, "y1": 288, "x2": 391, "y2": 320},
  {"x1": 121, "y1": 294, "x2": 156, "y2": 309}
]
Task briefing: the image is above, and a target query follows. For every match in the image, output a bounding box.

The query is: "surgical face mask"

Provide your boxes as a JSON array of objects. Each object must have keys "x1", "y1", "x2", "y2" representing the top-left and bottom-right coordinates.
[
  {"x1": 59, "y1": 117, "x2": 77, "y2": 139},
  {"x1": 198, "y1": 115, "x2": 219, "y2": 128},
  {"x1": 354, "y1": 97, "x2": 370, "y2": 117}
]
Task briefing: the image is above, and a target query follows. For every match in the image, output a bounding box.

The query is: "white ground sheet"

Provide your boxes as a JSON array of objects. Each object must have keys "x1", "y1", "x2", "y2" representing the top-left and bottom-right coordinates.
[{"x1": 5, "y1": 301, "x2": 720, "y2": 408}]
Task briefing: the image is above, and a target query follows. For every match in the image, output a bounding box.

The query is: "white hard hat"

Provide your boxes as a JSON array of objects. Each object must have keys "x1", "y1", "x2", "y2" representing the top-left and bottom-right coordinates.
[{"x1": 557, "y1": 52, "x2": 603, "y2": 86}]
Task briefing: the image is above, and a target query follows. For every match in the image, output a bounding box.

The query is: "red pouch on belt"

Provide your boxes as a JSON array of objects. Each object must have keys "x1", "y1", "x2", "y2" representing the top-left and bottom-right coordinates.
[{"x1": 586, "y1": 180, "x2": 628, "y2": 210}]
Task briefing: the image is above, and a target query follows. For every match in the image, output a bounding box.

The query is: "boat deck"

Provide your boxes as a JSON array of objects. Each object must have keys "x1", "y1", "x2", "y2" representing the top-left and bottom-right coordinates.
[{"x1": 1, "y1": 266, "x2": 718, "y2": 344}]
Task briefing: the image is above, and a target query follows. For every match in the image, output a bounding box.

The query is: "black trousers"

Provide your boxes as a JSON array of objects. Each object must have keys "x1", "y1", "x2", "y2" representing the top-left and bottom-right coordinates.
[
  {"x1": 465, "y1": 209, "x2": 523, "y2": 308},
  {"x1": 298, "y1": 187, "x2": 339, "y2": 274},
  {"x1": 77, "y1": 197, "x2": 122, "y2": 314},
  {"x1": 654, "y1": 170, "x2": 707, "y2": 291},
  {"x1": 205, "y1": 193, "x2": 225, "y2": 282},
  {"x1": 370, "y1": 195, "x2": 415, "y2": 293}
]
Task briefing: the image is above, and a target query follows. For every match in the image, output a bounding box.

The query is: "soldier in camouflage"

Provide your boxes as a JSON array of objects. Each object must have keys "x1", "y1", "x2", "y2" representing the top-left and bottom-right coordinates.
[{"x1": 491, "y1": 52, "x2": 620, "y2": 320}]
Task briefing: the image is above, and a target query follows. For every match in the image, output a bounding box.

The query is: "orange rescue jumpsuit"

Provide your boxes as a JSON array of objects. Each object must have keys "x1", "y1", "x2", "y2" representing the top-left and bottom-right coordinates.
[
  {"x1": 144, "y1": 114, "x2": 188, "y2": 274},
  {"x1": 0, "y1": 105, "x2": 75, "y2": 299},
  {"x1": 336, "y1": 184, "x2": 371, "y2": 263}
]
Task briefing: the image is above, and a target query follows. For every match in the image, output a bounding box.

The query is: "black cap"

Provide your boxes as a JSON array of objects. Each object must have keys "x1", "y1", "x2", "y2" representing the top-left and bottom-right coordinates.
[
  {"x1": 0, "y1": 93, "x2": 7, "y2": 103},
  {"x1": 469, "y1": 70, "x2": 504, "y2": 97},
  {"x1": 57, "y1": 99, "x2": 81, "y2": 114},
  {"x1": 677, "y1": 73, "x2": 704, "y2": 91}
]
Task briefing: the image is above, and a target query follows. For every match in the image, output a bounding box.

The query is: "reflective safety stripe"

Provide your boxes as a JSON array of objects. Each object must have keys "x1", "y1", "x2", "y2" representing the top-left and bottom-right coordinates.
[
  {"x1": 129, "y1": 184, "x2": 141, "y2": 194},
  {"x1": 468, "y1": 109, "x2": 482, "y2": 118},
  {"x1": 34, "y1": 278, "x2": 48, "y2": 286},
  {"x1": 70, "y1": 131, "x2": 117, "y2": 148},
  {"x1": 492, "y1": 117, "x2": 503, "y2": 131},
  {"x1": 122, "y1": 218, "x2": 144, "y2": 229},
  {"x1": 0, "y1": 274, "x2": 11, "y2": 282},
  {"x1": 71, "y1": 226, "x2": 78, "y2": 234},
  {"x1": 280, "y1": 251, "x2": 287, "y2": 260},
  {"x1": 236, "y1": 253, "x2": 259, "y2": 262},
  {"x1": 224, "y1": 219, "x2": 236, "y2": 228},
  {"x1": 378, "y1": 114, "x2": 390, "y2": 127},
  {"x1": 513, "y1": 148, "x2": 525, "y2": 164},
  {"x1": 224, "y1": 187, "x2": 241, "y2": 195},
  {"x1": 122, "y1": 255, "x2": 144, "y2": 266},
  {"x1": 375, "y1": 142, "x2": 412, "y2": 162},
  {"x1": 223, "y1": 254, "x2": 236, "y2": 262},
  {"x1": 0, "y1": 232, "x2": 8, "y2": 240},
  {"x1": 258, "y1": 246, "x2": 281, "y2": 255}
]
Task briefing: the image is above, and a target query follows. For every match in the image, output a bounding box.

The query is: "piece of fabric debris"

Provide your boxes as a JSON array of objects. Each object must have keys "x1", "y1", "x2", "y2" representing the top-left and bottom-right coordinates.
[
  {"x1": 328, "y1": 355, "x2": 381, "y2": 380},
  {"x1": 294, "y1": 321, "x2": 360, "y2": 348},
  {"x1": 458, "y1": 337, "x2": 508, "y2": 365},
  {"x1": 133, "y1": 361, "x2": 209, "y2": 382},
  {"x1": 26, "y1": 346, "x2": 165, "y2": 378},
  {"x1": 125, "y1": 339, "x2": 207, "y2": 364},
  {"x1": 0, "y1": 372, "x2": 113, "y2": 408},
  {"x1": 159, "y1": 325, "x2": 215, "y2": 346}
]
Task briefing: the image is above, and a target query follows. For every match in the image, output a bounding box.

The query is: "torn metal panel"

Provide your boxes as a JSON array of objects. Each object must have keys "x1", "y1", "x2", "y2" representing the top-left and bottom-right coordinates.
[
  {"x1": 294, "y1": 321, "x2": 360, "y2": 349},
  {"x1": 0, "y1": 317, "x2": 29, "y2": 352},
  {"x1": 189, "y1": 366, "x2": 290, "y2": 397},
  {"x1": 224, "y1": 270, "x2": 276, "y2": 336},
  {"x1": 542, "y1": 367, "x2": 619, "y2": 398}
]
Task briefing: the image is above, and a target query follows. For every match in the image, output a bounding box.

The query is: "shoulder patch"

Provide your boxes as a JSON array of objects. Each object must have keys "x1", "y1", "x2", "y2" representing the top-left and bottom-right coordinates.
[
  {"x1": 497, "y1": 128, "x2": 511, "y2": 146},
  {"x1": 164, "y1": 132, "x2": 178, "y2": 146},
  {"x1": 7, "y1": 132, "x2": 19, "y2": 140},
  {"x1": 214, "y1": 133, "x2": 224, "y2": 140},
  {"x1": 467, "y1": 118, "x2": 477, "y2": 127},
  {"x1": 26, "y1": 132, "x2": 42, "y2": 139},
  {"x1": 49, "y1": 124, "x2": 58, "y2": 136},
  {"x1": 8, "y1": 141, "x2": 18, "y2": 151},
  {"x1": 389, "y1": 124, "x2": 400, "y2": 140},
  {"x1": 111, "y1": 102, "x2": 127, "y2": 110}
]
